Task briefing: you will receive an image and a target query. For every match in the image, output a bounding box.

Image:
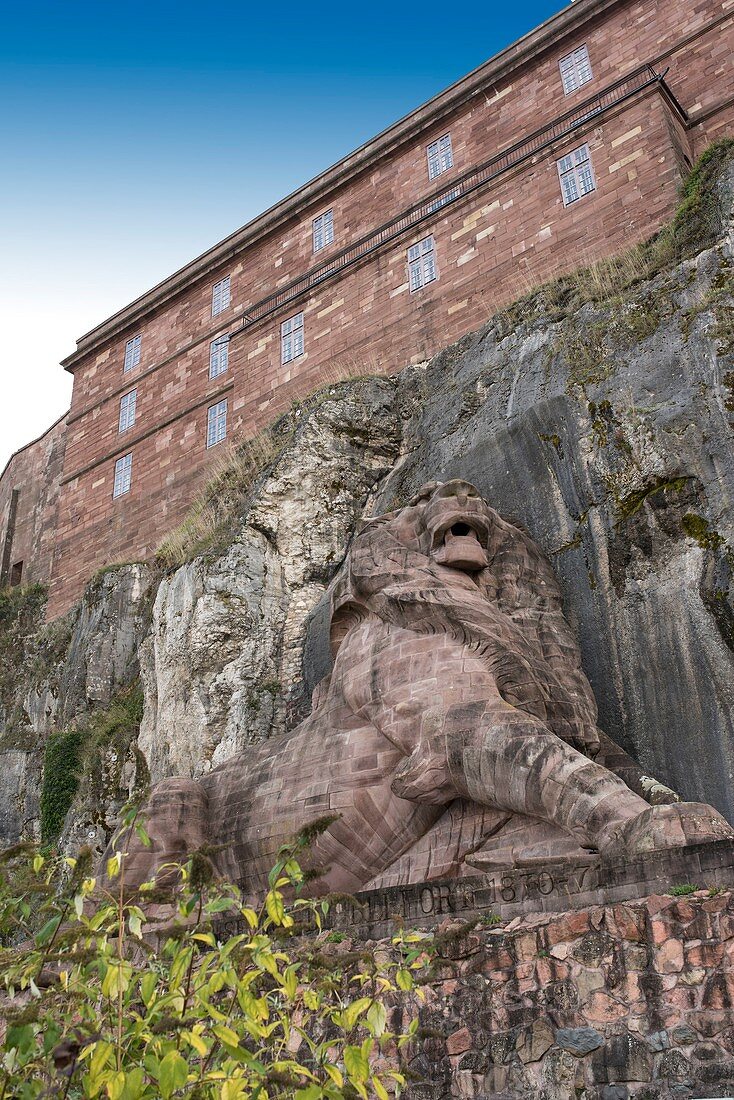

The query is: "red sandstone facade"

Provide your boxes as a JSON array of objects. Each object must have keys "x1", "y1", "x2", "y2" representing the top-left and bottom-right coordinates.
[
  {"x1": 2, "y1": 0, "x2": 733, "y2": 617},
  {"x1": 0, "y1": 415, "x2": 67, "y2": 593}
]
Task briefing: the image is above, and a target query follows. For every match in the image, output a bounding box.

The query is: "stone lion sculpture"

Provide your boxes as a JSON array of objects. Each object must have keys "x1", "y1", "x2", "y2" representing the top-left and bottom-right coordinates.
[{"x1": 118, "y1": 480, "x2": 733, "y2": 895}]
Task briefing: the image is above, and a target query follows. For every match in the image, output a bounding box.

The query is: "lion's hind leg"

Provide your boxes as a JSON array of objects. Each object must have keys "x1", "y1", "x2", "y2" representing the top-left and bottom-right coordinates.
[{"x1": 106, "y1": 777, "x2": 212, "y2": 893}]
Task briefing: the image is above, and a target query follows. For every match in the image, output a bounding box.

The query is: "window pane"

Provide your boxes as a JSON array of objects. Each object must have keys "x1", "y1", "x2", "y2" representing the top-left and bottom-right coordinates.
[
  {"x1": 281, "y1": 312, "x2": 305, "y2": 363},
  {"x1": 427, "y1": 134, "x2": 452, "y2": 180},
  {"x1": 561, "y1": 172, "x2": 579, "y2": 205},
  {"x1": 207, "y1": 400, "x2": 227, "y2": 448},
  {"x1": 119, "y1": 389, "x2": 137, "y2": 432},
  {"x1": 210, "y1": 338, "x2": 229, "y2": 378},
  {"x1": 113, "y1": 453, "x2": 132, "y2": 498},
  {"x1": 212, "y1": 276, "x2": 230, "y2": 316},
  {"x1": 559, "y1": 45, "x2": 592, "y2": 95},
  {"x1": 124, "y1": 335, "x2": 141, "y2": 372}
]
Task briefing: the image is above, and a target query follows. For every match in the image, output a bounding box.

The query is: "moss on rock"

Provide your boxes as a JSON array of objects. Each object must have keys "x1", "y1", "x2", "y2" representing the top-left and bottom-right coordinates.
[{"x1": 39, "y1": 682, "x2": 146, "y2": 845}]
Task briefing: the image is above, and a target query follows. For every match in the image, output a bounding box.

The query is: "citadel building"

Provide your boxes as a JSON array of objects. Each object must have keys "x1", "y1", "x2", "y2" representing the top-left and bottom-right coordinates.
[{"x1": 2, "y1": 0, "x2": 733, "y2": 618}]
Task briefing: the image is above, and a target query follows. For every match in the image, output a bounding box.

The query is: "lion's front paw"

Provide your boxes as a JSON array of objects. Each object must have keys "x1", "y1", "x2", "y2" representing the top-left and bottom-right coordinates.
[{"x1": 602, "y1": 802, "x2": 734, "y2": 859}]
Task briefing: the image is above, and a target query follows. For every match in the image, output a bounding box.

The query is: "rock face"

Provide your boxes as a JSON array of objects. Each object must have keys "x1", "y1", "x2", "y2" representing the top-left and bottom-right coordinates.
[
  {"x1": 390, "y1": 889, "x2": 734, "y2": 1099},
  {"x1": 304, "y1": 159, "x2": 734, "y2": 825},
  {"x1": 0, "y1": 565, "x2": 152, "y2": 846},
  {"x1": 139, "y1": 379, "x2": 401, "y2": 781}
]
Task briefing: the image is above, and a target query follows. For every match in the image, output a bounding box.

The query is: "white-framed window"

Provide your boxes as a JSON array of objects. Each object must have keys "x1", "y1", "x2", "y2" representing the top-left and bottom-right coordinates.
[
  {"x1": 559, "y1": 45, "x2": 593, "y2": 95},
  {"x1": 312, "y1": 210, "x2": 334, "y2": 252},
  {"x1": 408, "y1": 236, "x2": 437, "y2": 292},
  {"x1": 212, "y1": 276, "x2": 231, "y2": 316},
  {"x1": 281, "y1": 312, "x2": 304, "y2": 364},
  {"x1": 557, "y1": 144, "x2": 596, "y2": 206},
  {"x1": 207, "y1": 399, "x2": 227, "y2": 448},
  {"x1": 119, "y1": 389, "x2": 137, "y2": 433},
  {"x1": 209, "y1": 336, "x2": 229, "y2": 378},
  {"x1": 123, "y1": 334, "x2": 141, "y2": 373},
  {"x1": 113, "y1": 453, "x2": 133, "y2": 498},
  {"x1": 427, "y1": 134, "x2": 453, "y2": 181}
]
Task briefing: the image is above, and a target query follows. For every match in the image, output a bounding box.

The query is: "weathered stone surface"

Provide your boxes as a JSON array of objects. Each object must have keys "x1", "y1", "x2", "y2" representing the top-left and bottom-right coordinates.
[
  {"x1": 555, "y1": 1026, "x2": 605, "y2": 1056},
  {"x1": 354, "y1": 189, "x2": 734, "y2": 826},
  {"x1": 592, "y1": 1034, "x2": 654, "y2": 1083},
  {"x1": 0, "y1": 565, "x2": 152, "y2": 847},
  {"x1": 368, "y1": 890, "x2": 734, "y2": 1098},
  {"x1": 139, "y1": 379, "x2": 401, "y2": 782}
]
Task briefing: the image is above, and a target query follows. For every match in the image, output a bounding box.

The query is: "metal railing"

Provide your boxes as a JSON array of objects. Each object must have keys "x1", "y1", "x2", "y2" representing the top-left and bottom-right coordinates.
[{"x1": 226, "y1": 64, "x2": 670, "y2": 345}]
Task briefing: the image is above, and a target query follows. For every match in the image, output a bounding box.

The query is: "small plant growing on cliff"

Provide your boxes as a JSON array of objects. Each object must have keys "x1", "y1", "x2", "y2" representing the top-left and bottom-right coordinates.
[
  {"x1": 669, "y1": 883, "x2": 698, "y2": 896},
  {"x1": 0, "y1": 818, "x2": 431, "y2": 1098}
]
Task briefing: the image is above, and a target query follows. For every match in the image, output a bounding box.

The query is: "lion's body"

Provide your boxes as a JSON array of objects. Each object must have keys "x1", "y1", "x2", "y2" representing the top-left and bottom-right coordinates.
[{"x1": 116, "y1": 482, "x2": 733, "y2": 894}]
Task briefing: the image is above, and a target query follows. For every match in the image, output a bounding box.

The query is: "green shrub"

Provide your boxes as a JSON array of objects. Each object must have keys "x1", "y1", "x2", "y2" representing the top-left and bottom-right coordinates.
[{"x1": 0, "y1": 822, "x2": 431, "y2": 1098}]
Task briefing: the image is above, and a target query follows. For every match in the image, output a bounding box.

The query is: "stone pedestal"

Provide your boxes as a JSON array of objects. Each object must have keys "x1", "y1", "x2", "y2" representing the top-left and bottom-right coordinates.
[{"x1": 326, "y1": 840, "x2": 734, "y2": 940}]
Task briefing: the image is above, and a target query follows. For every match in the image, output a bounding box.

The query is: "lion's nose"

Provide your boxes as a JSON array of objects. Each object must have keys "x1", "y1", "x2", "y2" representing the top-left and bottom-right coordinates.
[{"x1": 434, "y1": 479, "x2": 479, "y2": 504}]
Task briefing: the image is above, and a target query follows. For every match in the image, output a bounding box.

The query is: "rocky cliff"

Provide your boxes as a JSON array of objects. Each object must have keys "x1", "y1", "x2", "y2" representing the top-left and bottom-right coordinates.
[{"x1": 1, "y1": 143, "x2": 734, "y2": 856}]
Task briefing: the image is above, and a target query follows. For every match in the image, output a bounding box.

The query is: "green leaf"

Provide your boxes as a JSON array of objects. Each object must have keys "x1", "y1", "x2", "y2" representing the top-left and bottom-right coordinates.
[
  {"x1": 121, "y1": 1066, "x2": 145, "y2": 1100},
  {"x1": 344, "y1": 1044, "x2": 369, "y2": 1084},
  {"x1": 205, "y1": 897, "x2": 236, "y2": 914},
  {"x1": 282, "y1": 963, "x2": 298, "y2": 1000},
  {"x1": 265, "y1": 889, "x2": 285, "y2": 926},
  {"x1": 212, "y1": 1024, "x2": 241, "y2": 1049},
  {"x1": 157, "y1": 1050, "x2": 188, "y2": 1099},
  {"x1": 88, "y1": 1040, "x2": 114, "y2": 1091},
  {"x1": 140, "y1": 970, "x2": 157, "y2": 1006},
  {"x1": 106, "y1": 852, "x2": 122, "y2": 880},
  {"x1": 324, "y1": 1064, "x2": 343, "y2": 1088},
  {"x1": 135, "y1": 823, "x2": 152, "y2": 848},
  {"x1": 395, "y1": 968, "x2": 413, "y2": 991},
  {"x1": 182, "y1": 1029, "x2": 208, "y2": 1057},
  {"x1": 5, "y1": 1024, "x2": 35, "y2": 1054},
  {"x1": 35, "y1": 913, "x2": 62, "y2": 946},
  {"x1": 343, "y1": 997, "x2": 372, "y2": 1031},
  {"x1": 221, "y1": 1082, "x2": 247, "y2": 1100},
  {"x1": 373, "y1": 1076, "x2": 390, "y2": 1100},
  {"x1": 107, "y1": 1071, "x2": 127, "y2": 1099},
  {"x1": 367, "y1": 1002, "x2": 387, "y2": 1037}
]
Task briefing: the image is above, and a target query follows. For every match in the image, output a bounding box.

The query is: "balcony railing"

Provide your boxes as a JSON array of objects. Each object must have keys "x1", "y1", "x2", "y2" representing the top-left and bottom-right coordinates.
[{"x1": 227, "y1": 64, "x2": 677, "y2": 345}]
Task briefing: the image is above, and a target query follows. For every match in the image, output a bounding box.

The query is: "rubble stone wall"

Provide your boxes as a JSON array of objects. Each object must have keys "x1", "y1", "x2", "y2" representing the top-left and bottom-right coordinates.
[{"x1": 392, "y1": 890, "x2": 734, "y2": 1099}]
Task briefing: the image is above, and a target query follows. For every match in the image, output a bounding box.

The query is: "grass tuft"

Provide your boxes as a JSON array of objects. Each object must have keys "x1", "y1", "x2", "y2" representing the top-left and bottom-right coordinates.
[{"x1": 495, "y1": 139, "x2": 734, "y2": 333}]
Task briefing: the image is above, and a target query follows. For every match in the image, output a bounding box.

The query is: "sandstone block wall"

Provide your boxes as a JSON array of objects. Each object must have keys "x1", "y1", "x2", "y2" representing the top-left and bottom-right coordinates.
[
  {"x1": 8, "y1": 0, "x2": 730, "y2": 616},
  {"x1": 51, "y1": 84, "x2": 692, "y2": 616},
  {"x1": 0, "y1": 413, "x2": 67, "y2": 591}
]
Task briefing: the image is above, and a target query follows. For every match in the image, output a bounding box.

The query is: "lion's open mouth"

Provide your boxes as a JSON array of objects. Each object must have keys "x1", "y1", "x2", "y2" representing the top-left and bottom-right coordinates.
[
  {"x1": 448, "y1": 522, "x2": 477, "y2": 539},
  {"x1": 432, "y1": 518, "x2": 489, "y2": 572}
]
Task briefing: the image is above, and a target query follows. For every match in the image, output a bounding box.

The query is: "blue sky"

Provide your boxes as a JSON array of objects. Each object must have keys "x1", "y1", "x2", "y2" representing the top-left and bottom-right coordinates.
[{"x1": 0, "y1": 0, "x2": 566, "y2": 471}]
